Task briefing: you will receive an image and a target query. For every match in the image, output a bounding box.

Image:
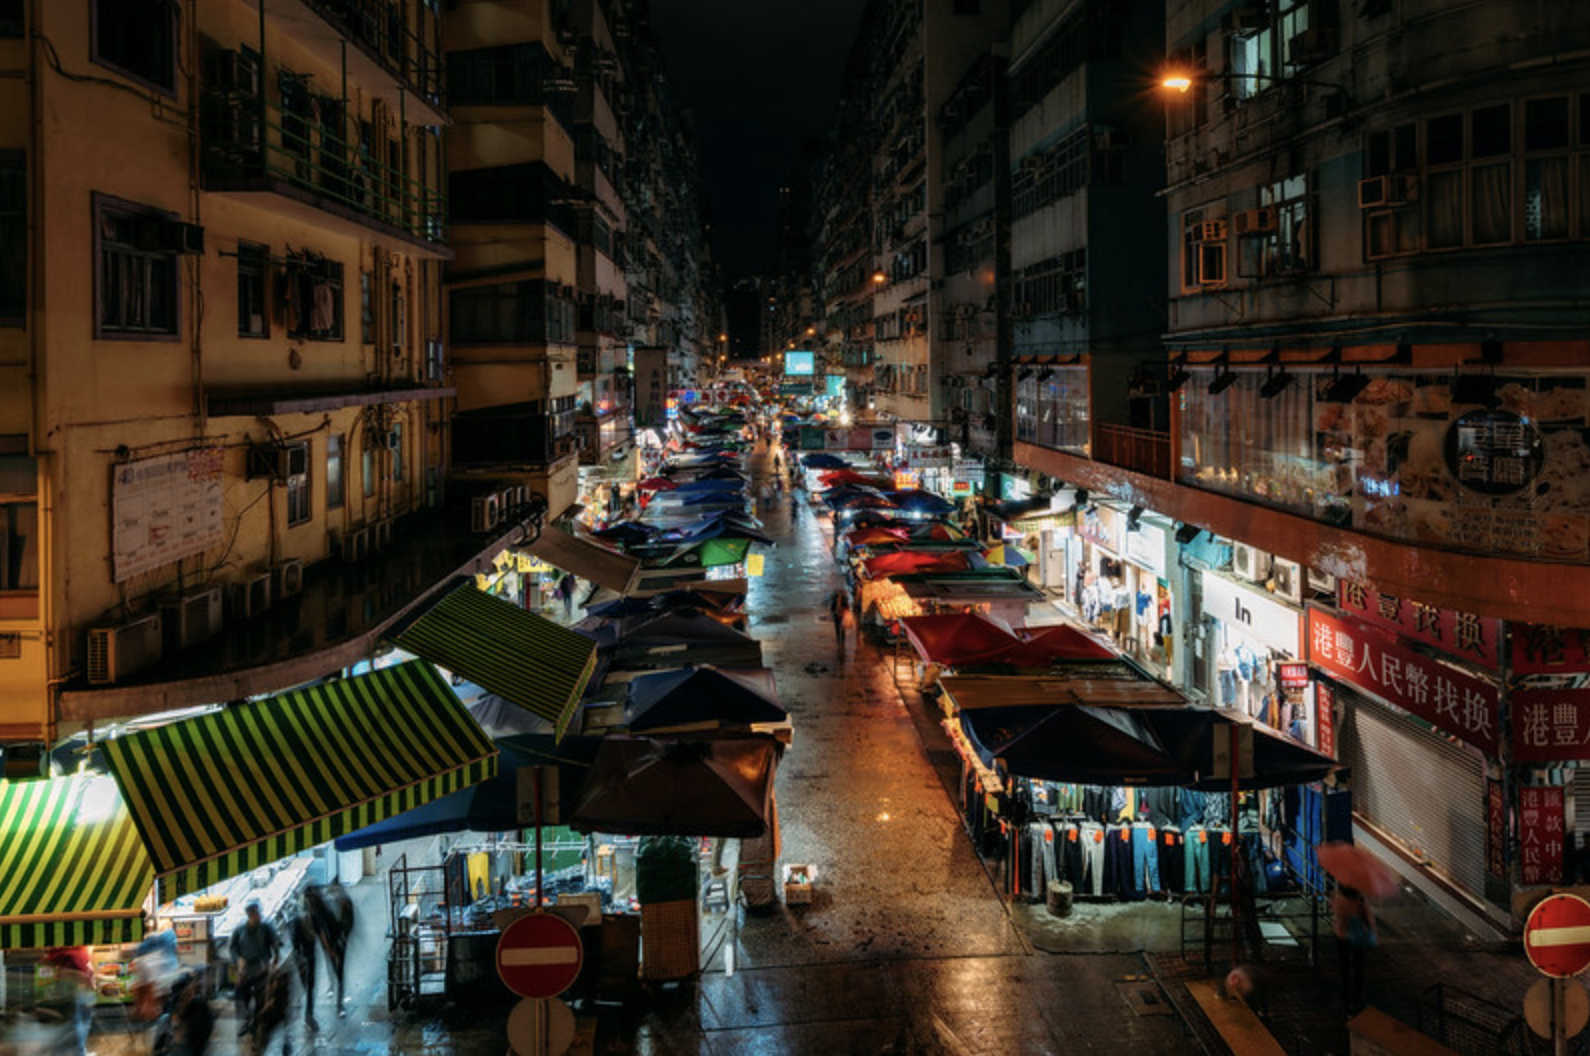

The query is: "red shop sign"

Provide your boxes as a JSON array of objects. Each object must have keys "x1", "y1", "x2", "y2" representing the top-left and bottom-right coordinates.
[
  {"x1": 1308, "y1": 608, "x2": 1500, "y2": 757},
  {"x1": 1486, "y1": 778, "x2": 1506, "y2": 881},
  {"x1": 1316, "y1": 681, "x2": 1336, "y2": 760},
  {"x1": 1519, "y1": 786, "x2": 1566, "y2": 887},
  {"x1": 1336, "y1": 580, "x2": 1500, "y2": 669},
  {"x1": 1276, "y1": 662, "x2": 1310, "y2": 689},
  {"x1": 1513, "y1": 624, "x2": 1590, "y2": 676},
  {"x1": 1511, "y1": 688, "x2": 1590, "y2": 763}
]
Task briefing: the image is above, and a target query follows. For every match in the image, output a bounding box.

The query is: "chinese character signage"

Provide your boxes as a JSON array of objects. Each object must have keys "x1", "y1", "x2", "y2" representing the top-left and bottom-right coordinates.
[
  {"x1": 633, "y1": 347, "x2": 668, "y2": 428},
  {"x1": 1307, "y1": 608, "x2": 1500, "y2": 756},
  {"x1": 1519, "y1": 786, "x2": 1565, "y2": 886},
  {"x1": 1486, "y1": 778, "x2": 1506, "y2": 881},
  {"x1": 1444, "y1": 409, "x2": 1543, "y2": 496},
  {"x1": 1316, "y1": 681, "x2": 1336, "y2": 760},
  {"x1": 1276, "y1": 662, "x2": 1310, "y2": 689},
  {"x1": 1336, "y1": 580, "x2": 1500, "y2": 668},
  {"x1": 1511, "y1": 688, "x2": 1590, "y2": 762},
  {"x1": 1513, "y1": 624, "x2": 1590, "y2": 675}
]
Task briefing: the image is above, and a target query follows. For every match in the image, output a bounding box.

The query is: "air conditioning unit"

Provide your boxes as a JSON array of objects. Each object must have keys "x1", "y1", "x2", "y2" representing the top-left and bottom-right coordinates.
[
  {"x1": 1231, "y1": 542, "x2": 1272, "y2": 583},
  {"x1": 206, "y1": 100, "x2": 263, "y2": 157},
  {"x1": 228, "y1": 572, "x2": 273, "y2": 621},
  {"x1": 339, "y1": 527, "x2": 371, "y2": 563},
  {"x1": 272, "y1": 558, "x2": 305, "y2": 601},
  {"x1": 497, "y1": 489, "x2": 517, "y2": 517},
  {"x1": 87, "y1": 614, "x2": 164, "y2": 685},
  {"x1": 511, "y1": 485, "x2": 529, "y2": 510},
  {"x1": 1197, "y1": 220, "x2": 1228, "y2": 242},
  {"x1": 1233, "y1": 207, "x2": 1278, "y2": 236},
  {"x1": 1357, "y1": 174, "x2": 1419, "y2": 209},
  {"x1": 373, "y1": 519, "x2": 393, "y2": 552},
  {"x1": 1306, "y1": 566, "x2": 1338, "y2": 597},
  {"x1": 164, "y1": 586, "x2": 225, "y2": 652},
  {"x1": 1288, "y1": 27, "x2": 1335, "y2": 64},
  {"x1": 1271, "y1": 557, "x2": 1303, "y2": 604},
  {"x1": 471, "y1": 494, "x2": 501, "y2": 533},
  {"x1": 208, "y1": 48, "x2": 260, "y2": 96}
]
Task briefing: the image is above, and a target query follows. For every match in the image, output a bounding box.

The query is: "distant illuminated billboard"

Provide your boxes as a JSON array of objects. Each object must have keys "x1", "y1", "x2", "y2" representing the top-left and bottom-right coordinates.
[{"x1": 784, "y1": 350, "x2": 815, "y2": 376}]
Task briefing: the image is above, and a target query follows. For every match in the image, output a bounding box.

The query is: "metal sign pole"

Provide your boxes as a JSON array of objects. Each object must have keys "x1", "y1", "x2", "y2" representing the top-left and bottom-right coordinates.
[
  {"x1": 1231, "y1": 723, "x2": 1241, "y2": 968},
  {"x1": 533, "y1": 767, "x2": 545, "y2": 910},
  {"x1": 1555, "y1": 976, "x2": 1568, "y2": 1056}
]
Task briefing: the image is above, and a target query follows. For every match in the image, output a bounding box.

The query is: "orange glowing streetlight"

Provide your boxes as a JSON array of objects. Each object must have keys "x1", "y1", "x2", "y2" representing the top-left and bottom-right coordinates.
[{"x1": 871, "y1": 270, "x2": 888, "y2": 285}]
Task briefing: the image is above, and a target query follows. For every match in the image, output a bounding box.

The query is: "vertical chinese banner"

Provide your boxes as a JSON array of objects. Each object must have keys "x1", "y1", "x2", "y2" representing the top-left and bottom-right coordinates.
[
  {"x1": 1486, "y1": 778, "x2": 1506, "y2": 882},
  {"x1": 1315, "y1": 682, "x2": 1336, "y2": 760},
  {"x1": 1519, "y1": 786, "x2": 1566, "y2": 886}
]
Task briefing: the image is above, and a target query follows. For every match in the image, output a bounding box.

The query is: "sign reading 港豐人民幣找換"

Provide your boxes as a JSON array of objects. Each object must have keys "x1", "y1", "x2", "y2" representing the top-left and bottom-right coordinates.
[{"x1": 1307, "y1": 608, "x2": 1500, "y2": 757}]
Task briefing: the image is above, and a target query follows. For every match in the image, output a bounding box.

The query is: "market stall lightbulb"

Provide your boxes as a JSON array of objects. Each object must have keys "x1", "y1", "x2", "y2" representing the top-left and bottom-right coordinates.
[{"x1": 876, "y1": 812, "x2": 892, "y2": 823}]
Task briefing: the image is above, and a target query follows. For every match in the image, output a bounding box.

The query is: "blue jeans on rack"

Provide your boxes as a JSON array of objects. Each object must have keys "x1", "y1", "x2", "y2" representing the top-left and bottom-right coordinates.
[
  {"x1": 1131, "y1": 822, "x2": 1161, "y2": 896},
  {"x1": 1184, "y1": 826, "x2": 1210, "y2": 893}
]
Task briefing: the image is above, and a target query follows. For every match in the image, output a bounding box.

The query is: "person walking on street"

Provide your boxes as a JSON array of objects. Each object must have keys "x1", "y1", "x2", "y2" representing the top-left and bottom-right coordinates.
[
  {"x1": 318, "y1": 880, "x2": 355, "y2": 1018},
  {"x1": 288, "y1": 903, "x2": 320, "y2": 1032},
  {"x1": 230, "y1": 901, "x2": 281, "y2": 1036},
  {"x1": 1331, "y1": 883, "x2": 1376, "y2": 1014},
  {"x1": 42, "y1": 945, "x2": 94, "y2": 1055},
  {"x1": 829, "y1": 589, "x2": 850, "y2": 653},
  {"x1": 166, "y1": 970, "x2": 214, "y2": 1056}
]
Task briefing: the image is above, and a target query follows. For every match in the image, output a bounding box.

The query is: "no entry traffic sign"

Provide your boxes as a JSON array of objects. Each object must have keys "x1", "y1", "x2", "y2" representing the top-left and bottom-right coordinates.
[
  {"x1": 1525, "y1": 893, "x2": 1590, "y2": 978},
  {"x1": 496, "y1": 912, "x2": 584, "y2": 999}
]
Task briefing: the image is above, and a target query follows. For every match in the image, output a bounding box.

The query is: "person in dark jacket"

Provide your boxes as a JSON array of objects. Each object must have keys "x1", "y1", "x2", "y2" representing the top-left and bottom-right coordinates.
[
  {"x1": 287, "y1": 908, "x2": 320, "y2": 1032},
  {"x1": 229, "y1": 902, "x2": 280, "y2": 1035}
]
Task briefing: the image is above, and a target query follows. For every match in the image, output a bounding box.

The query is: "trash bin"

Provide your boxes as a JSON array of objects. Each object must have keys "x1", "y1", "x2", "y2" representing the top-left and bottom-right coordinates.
[{"x1": 1046, "y1": 880, "x2": 1073, "y2": 918}]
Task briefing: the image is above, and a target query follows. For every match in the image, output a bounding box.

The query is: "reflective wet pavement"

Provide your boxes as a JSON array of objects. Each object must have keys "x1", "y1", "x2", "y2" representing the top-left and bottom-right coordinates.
[{"x1": 68, "y1": 435, "x2": 1545, "y2": 1056}]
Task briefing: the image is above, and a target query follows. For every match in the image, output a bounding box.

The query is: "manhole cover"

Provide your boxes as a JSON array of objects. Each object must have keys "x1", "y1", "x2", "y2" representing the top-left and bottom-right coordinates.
[{"x1": 1117, "y1": 981, "x2": 1175, "y2": 1016}]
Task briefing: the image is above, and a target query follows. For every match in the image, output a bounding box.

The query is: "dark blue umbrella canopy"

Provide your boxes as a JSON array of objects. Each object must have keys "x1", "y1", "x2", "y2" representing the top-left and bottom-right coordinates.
[
  {"x1": 888, "y1": 489, "x2": 957, "y2": 515},
  {"x1": 590, "y1": 522, "x2": 655, "y2": 546},
  {"x1": 959, "y1": 705, "x2": 1184, "y2": 786},
  {"x1": 801, "y1": 453, "x2": 849, "y2": 469},
  {"x1": 624, "y1": 667, "x2": 786, "y2": 733}
]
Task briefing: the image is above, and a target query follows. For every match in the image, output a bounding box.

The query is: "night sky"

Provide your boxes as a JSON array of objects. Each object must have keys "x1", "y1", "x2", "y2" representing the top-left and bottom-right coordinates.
[{"x1": 649, "y1": 1, "x2": 865, "y2": 280}]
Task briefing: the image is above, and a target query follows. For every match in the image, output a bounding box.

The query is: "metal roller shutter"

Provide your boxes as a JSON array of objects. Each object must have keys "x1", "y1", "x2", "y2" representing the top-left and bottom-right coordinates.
[
  {"x1": 1573, "y1": 768, "x2": 1590, "y2": 842},
  {"x1": 1342, "y1": 691, "x2": 1487, "y2": 900}
]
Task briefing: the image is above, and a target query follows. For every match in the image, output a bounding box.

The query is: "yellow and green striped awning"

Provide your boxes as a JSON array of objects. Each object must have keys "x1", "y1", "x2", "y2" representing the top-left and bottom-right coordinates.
[
  {"x1": 0, "y1": 775, "x2": 154, "y2": 949},
  {"x1": 102, "y1": 661, "x2": 496, "y2": 899},
  {"x1": 393, "y1": 583, "x2": 598, "y2": 739}
]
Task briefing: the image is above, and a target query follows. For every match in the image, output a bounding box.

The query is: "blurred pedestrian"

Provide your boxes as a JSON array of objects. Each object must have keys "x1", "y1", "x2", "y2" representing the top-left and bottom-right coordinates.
[
  {"x1": 42, "y1": 945, "x2": 93, "y2": 1055},
  {"x1": 556, "y1": 573, "x2": 577, "y2": 617},
  {"x1": 166, "y1": 970, "x2": 214, "y2": 1056},
  {"x1": 829, "y1": 589, "x2": 849, "y2": 651},
  {"x1": 249, "y1": 960, "x2": 291, "y2": 1055},
  {"x1": 1331, "y1": 883, "x2": 1376, "y2": 1014},
  {"x1": 320, "y1": 880, "x2": 355, "y2": 1018},
  {"x1": 288, "y1": 903, "x2": 320, "y2": 1032},
  {"x1": 229, "y1": 901, "x2": 280, "y2": 1035}
]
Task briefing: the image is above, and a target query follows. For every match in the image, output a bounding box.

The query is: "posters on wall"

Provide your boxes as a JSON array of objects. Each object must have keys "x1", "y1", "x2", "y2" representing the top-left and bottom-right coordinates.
[{"x1": 112, "y1": 448, "x2": 225, "y2": 582}]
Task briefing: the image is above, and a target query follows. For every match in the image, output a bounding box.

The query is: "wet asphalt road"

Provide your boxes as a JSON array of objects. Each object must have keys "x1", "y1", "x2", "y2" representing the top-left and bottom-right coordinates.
[{"x1": 72, "y1": 436, "x2": 1200, "y2": 1056}]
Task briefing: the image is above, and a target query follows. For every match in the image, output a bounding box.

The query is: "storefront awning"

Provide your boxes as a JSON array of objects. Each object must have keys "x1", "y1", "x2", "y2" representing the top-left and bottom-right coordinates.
[
  {"x1": 393, "y1": 584, "x2": 598, "y2": 738},
  {"x1": 101, "y1": 661, "x2": 496, "y2": 899},
  {"x1": 525, "y1": 525, "x2": 640, "y2": 594},
  {"x1": 0, "y1": 775, "x2": 153, "y2": 949}
]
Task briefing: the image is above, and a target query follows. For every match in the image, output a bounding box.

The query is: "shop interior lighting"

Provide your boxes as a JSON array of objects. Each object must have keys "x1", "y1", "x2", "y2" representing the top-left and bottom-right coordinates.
[{"x1": 1207, "y1": 367, "x2": 1239, "y2": 395}]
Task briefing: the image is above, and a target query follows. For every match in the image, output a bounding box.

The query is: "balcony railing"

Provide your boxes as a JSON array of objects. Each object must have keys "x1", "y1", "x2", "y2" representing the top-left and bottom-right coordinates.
[
  {"x1": 305, "y1": 0, "x2": 444, "y2": 109},
  {"x1": 202, "y1": 90, "x2": 445, "y2": 248},
  {"x1": 1095, "y1": 423, "x2": 1172, "y2": 479}
]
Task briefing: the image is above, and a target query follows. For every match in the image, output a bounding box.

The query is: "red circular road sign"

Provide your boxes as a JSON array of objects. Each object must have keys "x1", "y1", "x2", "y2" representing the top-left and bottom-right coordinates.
[
  {"x1": 496, "y1": 912, "x2": 584, "y2": 999},
  {"x1": 1525, "y1": 893, "x2": 1590, "y2": 978}
]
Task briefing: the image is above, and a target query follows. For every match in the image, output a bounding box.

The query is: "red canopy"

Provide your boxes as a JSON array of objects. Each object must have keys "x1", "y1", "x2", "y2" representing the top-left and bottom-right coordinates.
[
  {"x1": 899, "y1": 614, "x2": 1117, "y2": 668},
  {"x1": 900, "y1": 613, "x2": 1021, "y2": 666},
  {"x1": 843, "y1": 526, "x2": 910, "y2": 548},
  {"x1": 638, "y1": 477, "x2": 679, "y2": 492},
  {"x1": 911, "y1": 523, "x2": 965, "y2": 541},
  {"x1": 862, "y1": 550, "x2": 972, "y2": 579},
  {"x1": 821, "y1": 469, "x2": 893, "y2": 489}
]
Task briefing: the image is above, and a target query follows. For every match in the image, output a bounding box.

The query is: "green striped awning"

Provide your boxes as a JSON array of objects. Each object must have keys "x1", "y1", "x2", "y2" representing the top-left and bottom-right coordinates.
[
  {"x1": 393, "y1": 583, "x2": 598, "y2": 739},
  {"x1": 101, "y1": 661, "x2": 496, "y2": 899},
  {"x1": 0, "y1": 776, "x2": 153, "y2": 949}
]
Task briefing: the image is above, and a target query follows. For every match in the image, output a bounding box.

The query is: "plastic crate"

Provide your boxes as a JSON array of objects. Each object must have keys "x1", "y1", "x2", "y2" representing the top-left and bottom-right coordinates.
[
  {"x1": 639, "y1": 899, "x2": 698, "y2": 980},
  {"x1": 783, "y1": 864, "x2": 815, "y2": 905}
]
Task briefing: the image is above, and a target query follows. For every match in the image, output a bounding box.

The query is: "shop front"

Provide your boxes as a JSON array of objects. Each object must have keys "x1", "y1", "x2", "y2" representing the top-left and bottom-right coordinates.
[
  {"x1": 1070, "y1": 503, "x2": 1178, "y2": 675},
  {"x1": 1199, "y1": 570, "x2": 1305, "y2": 740},
  {"x1": 1307, "y1": 603, "x2": 1509, "y2": 931}
]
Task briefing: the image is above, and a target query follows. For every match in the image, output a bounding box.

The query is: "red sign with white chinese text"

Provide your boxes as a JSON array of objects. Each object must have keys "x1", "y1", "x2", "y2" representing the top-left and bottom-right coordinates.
[
  {"x1": 1316, "y1": 681, "x2": 1336, "y2": 760},
  {"x1": 1511, "y1": 688, "x2": 1590, "y2": 763},
  {"x1": 1487, "y1": 778, "x2": 1506, "y2": 881},
  {"x1": 1276, "y1": 662, "x2": 1309, "y2": 689},
  {"x1": 1307, "y1": 608, "x2": 1500, "y2": 757},
  {"x1": 1519, "y1": 786, "x2": 1566, "y2": 887},
  {"x1": 1513, "y1": 624, "x2": 1590, "y2": 676},
  {"x1": 1336, "y1": 581, "x2": 1500, "y2": 669}
]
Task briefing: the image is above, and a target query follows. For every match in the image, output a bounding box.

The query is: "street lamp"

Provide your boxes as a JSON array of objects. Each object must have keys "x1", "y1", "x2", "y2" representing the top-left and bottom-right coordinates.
[
  {"x1": 1160, "y1": 68, "x2": 1350, "y2": 113},
  {"x1": 871, "y1": 270, "x2": 888, "y2": 286}
]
